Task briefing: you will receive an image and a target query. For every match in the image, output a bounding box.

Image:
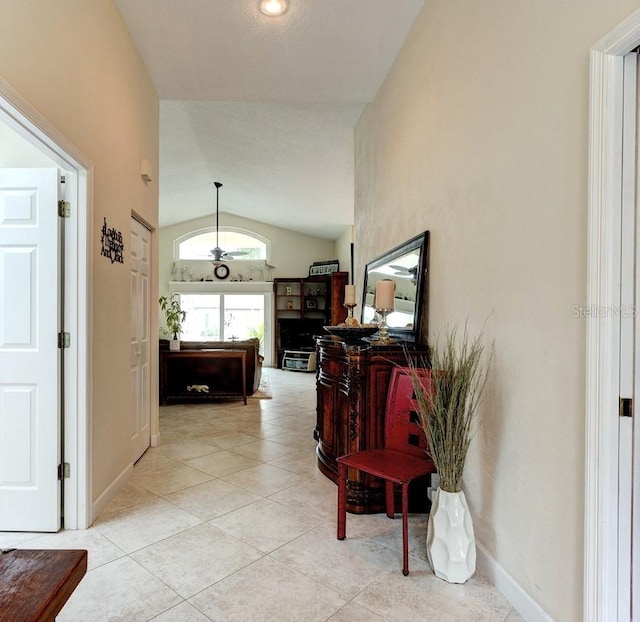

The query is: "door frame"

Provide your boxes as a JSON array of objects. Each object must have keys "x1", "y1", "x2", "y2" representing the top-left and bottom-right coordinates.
[
  {"x1": 0, "y1": 76, "x2": 92, "y2": 529},
  {"x1": 586, "y1": 9, "x2": 640, "y2": 619}
]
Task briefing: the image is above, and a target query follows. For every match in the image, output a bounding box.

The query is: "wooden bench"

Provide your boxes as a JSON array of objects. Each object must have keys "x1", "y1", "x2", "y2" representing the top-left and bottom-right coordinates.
[{"x1": 0, "y1": 549, "x2": 87, "y2": 621}]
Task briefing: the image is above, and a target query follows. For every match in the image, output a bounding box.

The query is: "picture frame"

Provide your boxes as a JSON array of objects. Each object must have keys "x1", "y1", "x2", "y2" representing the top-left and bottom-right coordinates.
[
  {"x1": 308, "y1": 260, "x2": 339, "y2": 276},
  {"x1": 305, "y1": 299, "x2": 317, "y2": 310}
]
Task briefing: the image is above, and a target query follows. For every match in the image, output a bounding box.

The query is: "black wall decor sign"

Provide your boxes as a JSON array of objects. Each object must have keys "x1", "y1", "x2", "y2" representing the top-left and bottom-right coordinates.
[
  {"x1": 308, "y1": 259, "x2": 339, "y2": 276},
  {"x1": 100, "y1": 217, "x2": 124, "y2": 264}
]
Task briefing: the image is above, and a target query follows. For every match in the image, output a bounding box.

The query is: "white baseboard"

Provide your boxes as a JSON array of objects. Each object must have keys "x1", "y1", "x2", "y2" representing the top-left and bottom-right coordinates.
[
  {"x1": 476, "y1": 541, "x2": 554, "y2": 622},
  {"x1": 90, "y1": 463, "x2": 133, "y2": 524}
]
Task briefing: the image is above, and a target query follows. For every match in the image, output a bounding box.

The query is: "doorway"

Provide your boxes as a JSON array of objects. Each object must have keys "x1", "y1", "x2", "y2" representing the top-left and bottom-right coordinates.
[{"x1": 0, "y1": 80, "x2": 90, "y2": 530}]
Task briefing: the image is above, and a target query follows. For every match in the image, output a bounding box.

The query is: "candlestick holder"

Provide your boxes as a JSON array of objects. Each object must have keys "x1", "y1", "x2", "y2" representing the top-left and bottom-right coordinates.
[
  {"x1": 375, "y1": 308, "x2": 393, "y2": 344},
  {"x1": 344, "y1": 302, "x2": 359, "y2": 326}
]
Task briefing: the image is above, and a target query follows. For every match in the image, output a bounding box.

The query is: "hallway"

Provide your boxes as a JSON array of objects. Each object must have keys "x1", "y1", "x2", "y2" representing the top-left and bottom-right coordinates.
[{"x1": 1, "y1": 370, "x2": 522, "y2": 621}]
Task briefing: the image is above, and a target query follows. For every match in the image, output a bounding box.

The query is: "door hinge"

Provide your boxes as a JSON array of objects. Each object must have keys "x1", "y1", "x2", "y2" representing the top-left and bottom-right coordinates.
[
  {"x1": 57, "y1": 332, "x2": 70, "y2": 348},
  {"x1": 58, "y1": 200, "x2": 70, "y2": 218},
  {"x1": 57, "y1": 462, "x2": 70, "y2": 480},
  {"x1": 619, "y1": 397, "x2": 633, "y2": 418}
]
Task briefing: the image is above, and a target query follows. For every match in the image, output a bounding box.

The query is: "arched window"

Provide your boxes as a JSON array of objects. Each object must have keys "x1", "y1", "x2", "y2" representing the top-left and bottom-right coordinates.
[{"x1": 175, "y1": 227, "x2": 268, "y2": 261}]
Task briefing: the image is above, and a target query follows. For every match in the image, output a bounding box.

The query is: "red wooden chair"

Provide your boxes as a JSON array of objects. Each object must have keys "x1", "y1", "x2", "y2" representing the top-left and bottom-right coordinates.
[{"x1": 337, "y1": 366, "x2": 435, "y2": 575}]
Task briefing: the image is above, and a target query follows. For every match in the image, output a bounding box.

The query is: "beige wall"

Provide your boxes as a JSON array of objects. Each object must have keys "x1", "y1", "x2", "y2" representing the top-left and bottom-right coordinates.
[
  {"x1": 355, "y1": 1, "x2": 638, "y2": 619},
  {"x1": 0, "y1": 1, "x2": 159, "y2": 510}
]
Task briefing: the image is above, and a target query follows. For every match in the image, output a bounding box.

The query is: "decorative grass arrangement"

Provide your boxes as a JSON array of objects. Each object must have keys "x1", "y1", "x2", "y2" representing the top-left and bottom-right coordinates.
[{"x1": 406, "y1": 324, "x2": 491, "y2": 493}]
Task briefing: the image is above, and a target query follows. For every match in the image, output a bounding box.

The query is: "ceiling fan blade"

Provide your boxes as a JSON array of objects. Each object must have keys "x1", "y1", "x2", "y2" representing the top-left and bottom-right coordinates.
[{"x1": 390, "y1": 264, "x2": 418, "y2": 274}]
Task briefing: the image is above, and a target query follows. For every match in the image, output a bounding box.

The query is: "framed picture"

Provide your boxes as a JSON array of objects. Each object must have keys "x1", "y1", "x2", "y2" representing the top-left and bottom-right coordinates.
[
  {"x1": 308, "y1": 260, "x2": 339, "y2": 276},
  {"x1": 305, "y1": 299, "x2": 317, "y2": 310}
]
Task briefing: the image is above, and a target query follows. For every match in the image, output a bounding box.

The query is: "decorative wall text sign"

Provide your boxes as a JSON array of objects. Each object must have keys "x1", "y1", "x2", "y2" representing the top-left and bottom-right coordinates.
[
  {"x1": 100, "y1": 217, "x2": 124, "y2": 264},
  {"x1": 309, "y1": 260, "x2": 339, "y2": 276}
]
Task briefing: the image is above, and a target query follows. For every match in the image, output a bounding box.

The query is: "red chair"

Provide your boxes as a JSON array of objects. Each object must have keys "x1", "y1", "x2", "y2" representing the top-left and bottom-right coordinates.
[{"x1": 337, "y1": 366, "x2": 435, "y2": 576}]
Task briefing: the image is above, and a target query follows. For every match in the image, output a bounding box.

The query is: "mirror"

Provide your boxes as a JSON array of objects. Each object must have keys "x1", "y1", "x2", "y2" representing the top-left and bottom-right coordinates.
[{"x1": 361, "y1": 231, "x2": 429, "y2": 344}]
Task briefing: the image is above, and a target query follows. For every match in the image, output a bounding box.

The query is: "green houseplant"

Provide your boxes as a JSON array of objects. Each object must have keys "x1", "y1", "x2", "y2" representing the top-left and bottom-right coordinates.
[
  {"x1": 405, "y1": 324, "x2": 491, "y2": 583},
  {"x1": 159, "y1": 294, "x2": 186, "y2": 351}
]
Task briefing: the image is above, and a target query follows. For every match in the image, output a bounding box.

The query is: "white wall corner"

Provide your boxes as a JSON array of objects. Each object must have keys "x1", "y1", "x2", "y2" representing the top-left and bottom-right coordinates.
[{"x1": 476, "y1": 542, "x2": 554, "y2": 622}]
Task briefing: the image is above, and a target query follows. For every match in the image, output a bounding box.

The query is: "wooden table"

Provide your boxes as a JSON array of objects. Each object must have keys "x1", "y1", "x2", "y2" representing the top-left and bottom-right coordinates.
[
  {"x1": 159, "y1": 348, "x2": 247, "y2": 405},
  {"x1": 0, "y1": 549, "x2": 87, "y2": 621}
]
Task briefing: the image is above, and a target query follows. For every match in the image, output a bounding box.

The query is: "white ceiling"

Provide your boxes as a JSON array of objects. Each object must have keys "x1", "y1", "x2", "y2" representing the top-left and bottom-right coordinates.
[{"x1": 115, "y1": 0, "x2": 424, "y2": 239}]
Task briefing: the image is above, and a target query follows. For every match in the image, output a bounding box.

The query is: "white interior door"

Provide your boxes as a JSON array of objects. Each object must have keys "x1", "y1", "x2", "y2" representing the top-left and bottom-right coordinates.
[
  {"x1": 0, "y1": 168, "x2": 61, "y2": 532},
  {"x1": 130, "y1": 217, "x2": 151, "y2": 463},
  {"x1": 617, "y1": 51, "x2": 640, "y2": 620}
]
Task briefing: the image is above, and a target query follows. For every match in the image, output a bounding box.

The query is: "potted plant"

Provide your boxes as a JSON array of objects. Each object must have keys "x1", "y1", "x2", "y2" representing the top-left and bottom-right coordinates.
[
  {"x1": 159, "y1": 294, "x2": 186, "y2": 351},
  {"x1": 406, "y1": 324, "x2": 491, "y2": 583}
]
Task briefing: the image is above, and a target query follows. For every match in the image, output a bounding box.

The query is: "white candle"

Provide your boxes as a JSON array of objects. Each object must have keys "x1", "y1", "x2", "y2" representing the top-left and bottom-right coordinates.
[
  {"x1": 375, "y1": 279, "x2": 395, "y2": 310},
  {"x1": 344, "y1": 284, "x2": 356, "y2": 305}
]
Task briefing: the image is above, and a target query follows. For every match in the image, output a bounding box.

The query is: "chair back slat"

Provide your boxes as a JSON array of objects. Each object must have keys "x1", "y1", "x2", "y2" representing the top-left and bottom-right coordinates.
[{"x1": 384, "y1": 367, "x2": 432, "y2": 459}]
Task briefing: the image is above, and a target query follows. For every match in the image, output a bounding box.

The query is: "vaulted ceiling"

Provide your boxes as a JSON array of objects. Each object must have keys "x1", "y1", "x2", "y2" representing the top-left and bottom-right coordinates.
[{"x1": 115, "y1": 0, "x2": 424, "y2": 239}]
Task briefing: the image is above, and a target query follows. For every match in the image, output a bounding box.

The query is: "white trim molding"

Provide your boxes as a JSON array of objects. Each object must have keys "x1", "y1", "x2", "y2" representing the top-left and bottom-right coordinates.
[
  {"x1": 476, "y1": 543, "x2": 553, "y2": 622},
  {"x1": 169, "y1": 280, "x2": 275, "y2": 294},
  {"x1": 586, "y1": 9, "x2": 640, "y2": 620},
  {"x1": 91, "y1": 463, "x2": 133, "y2": 522}
]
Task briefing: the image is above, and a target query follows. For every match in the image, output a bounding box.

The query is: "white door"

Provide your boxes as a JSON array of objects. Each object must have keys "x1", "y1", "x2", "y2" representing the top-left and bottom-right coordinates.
[
  {"x1": 617, "y1": 51, "x2": 640, "y2": 620},
  {"x1": 130, "y1": 217, "x2": 151, "y2": 463},
  {"x1": 0, "y1": 168, "x2": 61, "y2": 532}
]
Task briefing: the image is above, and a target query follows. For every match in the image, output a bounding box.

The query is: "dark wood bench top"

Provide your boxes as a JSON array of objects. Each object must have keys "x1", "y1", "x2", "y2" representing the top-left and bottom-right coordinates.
[{"x1": 0, "y1": 549, "x2": 87, "y2": 622}]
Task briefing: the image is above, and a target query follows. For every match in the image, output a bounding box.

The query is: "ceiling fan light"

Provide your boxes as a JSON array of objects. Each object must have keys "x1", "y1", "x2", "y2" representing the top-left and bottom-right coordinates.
[{"x1": 260, "y1": 0, "x2": 288, "y2": 17}]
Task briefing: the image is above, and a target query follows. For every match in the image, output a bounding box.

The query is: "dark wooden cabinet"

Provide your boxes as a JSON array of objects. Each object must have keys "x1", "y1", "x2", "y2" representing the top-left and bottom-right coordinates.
[
  {"x1": 274, "y1": 271, "x2": 348, "y2": 367},
  {"x1": 159, "y1": 349, "x2": 247, "y2": 404},
  {"x1": 314, "y1": 337, "x2": 430, "y2": 514}
]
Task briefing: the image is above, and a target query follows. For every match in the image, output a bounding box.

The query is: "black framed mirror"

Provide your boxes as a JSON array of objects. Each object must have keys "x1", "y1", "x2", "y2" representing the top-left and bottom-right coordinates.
[{"x1": 361, "y1": 231, "x2": 429, "y2": 344}]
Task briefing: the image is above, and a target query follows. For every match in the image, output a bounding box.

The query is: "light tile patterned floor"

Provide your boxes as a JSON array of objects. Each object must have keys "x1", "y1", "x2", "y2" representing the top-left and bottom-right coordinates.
[{"x1": 0, "y1": 369, "x2": 525, "y2": 621}]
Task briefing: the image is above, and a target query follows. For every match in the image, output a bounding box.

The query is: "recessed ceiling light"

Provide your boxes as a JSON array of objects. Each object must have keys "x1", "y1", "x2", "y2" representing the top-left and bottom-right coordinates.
[{"x1": 260, "y1": 0, "x2": 288, "y2": 17}]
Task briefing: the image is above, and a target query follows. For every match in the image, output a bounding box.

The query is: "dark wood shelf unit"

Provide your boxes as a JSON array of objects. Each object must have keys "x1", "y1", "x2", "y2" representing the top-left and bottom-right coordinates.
[
  {"x1": 314, "y1": 337, "x2": 430, "y2": 514},
  {"x1": 274, "y1": 271, "x2": 348, "y2": 367}
]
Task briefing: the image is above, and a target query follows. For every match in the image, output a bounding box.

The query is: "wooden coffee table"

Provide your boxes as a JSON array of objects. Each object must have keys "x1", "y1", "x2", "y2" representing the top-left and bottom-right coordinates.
[{"x1": 0, "y1": 549, "x2": 87, "y2": 621}]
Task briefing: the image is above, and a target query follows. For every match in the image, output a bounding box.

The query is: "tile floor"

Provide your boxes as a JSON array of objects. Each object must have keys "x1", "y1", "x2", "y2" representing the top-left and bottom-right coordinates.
[{"x1": 1, "y1": 369, "x2": 525, "y2": 621}]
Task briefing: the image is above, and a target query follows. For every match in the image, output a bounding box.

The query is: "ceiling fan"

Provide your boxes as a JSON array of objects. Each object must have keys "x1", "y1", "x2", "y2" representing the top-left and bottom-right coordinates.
[
  {"x1": 390, "y1": 264, "x2": 418, "y2": 276},
  {"x1": 390, "y1": 263, "x2": 418, "y2": 285},
  {"x1": 210, "y1": 181, "x2": 247, "y2": 263}
]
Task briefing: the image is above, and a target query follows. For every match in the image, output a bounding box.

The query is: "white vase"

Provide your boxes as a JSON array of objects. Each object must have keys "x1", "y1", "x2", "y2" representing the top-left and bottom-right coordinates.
[
  {"x1": 426, "y1": 488, "x2": 476, "y2": 583},
  {"x1": 169, "y1": 339, "x2": 180, "y2": 351}
]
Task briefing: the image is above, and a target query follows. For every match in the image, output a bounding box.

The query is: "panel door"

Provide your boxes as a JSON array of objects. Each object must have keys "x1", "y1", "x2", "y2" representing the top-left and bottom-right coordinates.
[
  {"x1": 0, "y1": 168, "x2": 61, "y2": 531},
  {"x1": 130, "y1": 217, "x2": 151, "y2": 463}
]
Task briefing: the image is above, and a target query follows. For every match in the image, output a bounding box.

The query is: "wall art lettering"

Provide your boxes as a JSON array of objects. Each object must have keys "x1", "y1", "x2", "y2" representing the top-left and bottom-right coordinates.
[{"x1": 100, "y1": 217, "x2": 124, "y2": 264}]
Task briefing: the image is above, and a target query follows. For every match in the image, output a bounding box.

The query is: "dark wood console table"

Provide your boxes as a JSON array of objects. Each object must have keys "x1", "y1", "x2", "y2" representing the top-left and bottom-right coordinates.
[
  {"x1": 160, "y1": 349, "x2": 247, "y2": 405},
  {"x1": 315, "y1": 337, "x2": 430, "y2": 514},
  {"x1": 0, "y1": 549, "x2": 87, "y2": 621}
]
